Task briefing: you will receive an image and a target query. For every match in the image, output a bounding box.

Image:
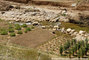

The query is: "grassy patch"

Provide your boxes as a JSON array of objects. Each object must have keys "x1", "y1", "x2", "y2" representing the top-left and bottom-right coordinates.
[
  {"x1": 61, "y1": 22, "x2": 89, "y2": 33},
  {"x1": 55, "y1": 31, "x2": 72, "y2": 38},
  {"x1": 40, "y1": 21, "x2": 54, "y2": 26},
  {"x1": 0, "y1": 44, "x2": 51, "y2": 60}
]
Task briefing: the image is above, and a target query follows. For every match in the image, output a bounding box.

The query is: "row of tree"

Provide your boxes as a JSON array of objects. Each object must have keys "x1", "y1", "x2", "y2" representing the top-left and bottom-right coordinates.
[{"x1": 60, "y1": 39, "x2": 89, "y2": 58}]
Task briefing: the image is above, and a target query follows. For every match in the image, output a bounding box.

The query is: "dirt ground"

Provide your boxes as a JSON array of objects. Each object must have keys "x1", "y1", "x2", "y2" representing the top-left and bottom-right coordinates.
[{"x1": 10, "y1": 28, "x2": 55, "y2": 48}]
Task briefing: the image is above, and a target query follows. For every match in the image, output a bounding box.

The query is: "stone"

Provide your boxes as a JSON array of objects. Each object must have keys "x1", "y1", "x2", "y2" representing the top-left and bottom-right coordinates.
[
  {"x1": 32, "y1": 22, "x2": 39, "y2": 26},
  {"x1": 66, "y1": 28, "x2": 71, "y2": 33},
  {"x1": 41, "y1": 26, "x2": 46, "y2": 29},
  {"x1": 79, "y1": 30, "x2": 86, "y2": 35}
]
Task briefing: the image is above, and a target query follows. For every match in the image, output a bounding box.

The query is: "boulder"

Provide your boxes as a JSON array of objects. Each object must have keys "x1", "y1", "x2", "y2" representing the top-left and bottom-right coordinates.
[
  {"x1": 61, "y1": 27, "x2": 65, "y2": 32},
  {"x1": 41, "y1": 26, "x2": 46, "y2": 29},
  {"x1": 59, "y1": 16, "x2": 69, "y2": 22},
  {"x1": 32, "y1": 21, "x2": 39, "y2": 26},
  {"x1": 66, "y1": 28, "x2": 71, "y2": 33},
  {"x1": 79, "y1": 30, "x2": 86, "y2": 35}
]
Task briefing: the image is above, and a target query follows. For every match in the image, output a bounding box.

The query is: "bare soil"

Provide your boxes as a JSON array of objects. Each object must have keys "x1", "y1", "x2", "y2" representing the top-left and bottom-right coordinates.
[{"x1": 10, "y1": 28, "x2": 55, "y2": 48}]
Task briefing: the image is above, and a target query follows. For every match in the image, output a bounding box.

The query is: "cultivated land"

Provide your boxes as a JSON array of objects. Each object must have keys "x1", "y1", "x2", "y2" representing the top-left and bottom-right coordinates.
[
  {"x1": 0, "y1": 0, "x2": 89, "y2": 60},
  {"x1": 10, "y1": 28, "x2": 55, "y2": 48}
]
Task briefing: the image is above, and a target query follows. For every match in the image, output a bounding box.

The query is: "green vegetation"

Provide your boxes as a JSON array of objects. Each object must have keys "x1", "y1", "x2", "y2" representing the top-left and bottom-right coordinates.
[
  {"x1": 31, "y1": 26, "x2": 34, "y2": 29},
  {"x1": 10, "y1": 33, "x2": 16, "y2": 37},
  {"x1": 22, "y1": 24, "x2": 27, "y2": 28},
  {"x1": 59, "y1": 45, "x2": 63, "y2": 55},
  {"x1": 8, "y1": 28, "x2": 14, "y2": 33},
  {"x1": 24, "y1": 30, "x2": 28, "y2": 33},
  {"x1": 15, "y1": 24, "x2": 21, "y2": 30},
  {"x1": 0, "y1": 43, "x2": 51, "y2": 60},
  {"x1": 62, "y1": 13, "x2": 66, "y2": 16},
  {"x1": 26, "y1": 27, "x2": 31, "y2": 31},
  {"x1": 0, "y1": 30, "x2": 8, "y2": 35},
  {"x1": 61, "y1": 22, "x2": 89, "y2": 33},
  {"x1": 17, "y1": 30, "x2": 23, "y2": 34},
  {"x1": 59, "y1": 39, "x2": 89, "y2": 58}
]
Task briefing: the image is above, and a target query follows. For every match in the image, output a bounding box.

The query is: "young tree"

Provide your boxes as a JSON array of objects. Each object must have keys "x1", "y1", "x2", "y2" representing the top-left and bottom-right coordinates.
[
  {"x1": 71, "y1": 48, "x2": 75, "y2": 56},
  {"x1": 69, "y1": 49, "x2": 72, "y2": 58},
  {"x1": 59, "y1": 45, "x2": 63, "y2": 56},
  {"x1": 77, "y1": 49, "x2": 81, "y2": 58},
  {"x1": 73, "y1": 44, "x2": 77, "y2": 53},
  {"x1": 80, "y1": 47, "x2": 85, "y2": 57}
]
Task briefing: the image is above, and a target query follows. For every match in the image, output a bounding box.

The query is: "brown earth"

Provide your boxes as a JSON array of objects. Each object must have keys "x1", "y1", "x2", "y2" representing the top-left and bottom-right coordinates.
[
  {"x1": 31, "y1": 0, "x2": 74, "y2": 7},
  {"x1": 5, "y1": 0, "x2": 89, "y2": 11},
  {"x1": 10, "y1": 28, "x2": 55, "y2": 48}
]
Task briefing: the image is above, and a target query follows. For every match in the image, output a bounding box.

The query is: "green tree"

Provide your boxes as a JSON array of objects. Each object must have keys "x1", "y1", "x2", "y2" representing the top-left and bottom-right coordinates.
[
  {"x1": 71, "y1": 48, "x2": 74, "y2": 56},
  {"x1": 69, "y1": 49, "x2": 72, "y2": 58},
  {"x1": 77, "y1": 49, "x2": 81, "y2": 58},
  {"x1": 59, "y1": 45, "x2": 63, "y2": 56}
]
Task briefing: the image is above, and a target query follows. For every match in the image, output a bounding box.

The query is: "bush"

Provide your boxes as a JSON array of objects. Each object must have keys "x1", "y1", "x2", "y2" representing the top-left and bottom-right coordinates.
[
  {"x1": 26, "y1": 27, "x2": 31, "y2": 31},
  {"x1": 1, "y1": 30, "x2": 8, "y2": 35},
  {"x1": 9, "y1": 24, "x2": 13, "y2": 29},
  {"x1": 17, "y1": 30, "x2": 23, "y2": 34},
  {"x1": 10, "y1": 33, "x2": 16, "y2": 37},
  {"x1": 8, "y1": 28, "x2": 14, "y2": 33},
  {"x1": 24, "y1": 30, "x2": 27, "y2": 33},
  {"x1": 15, "y1": 24, "x2": 21, "y2": 30},
  {"x1": 31, "y1": 26, "x2": 34, "y2": 29},
  {"x1": 22, "y1": 24, "x2": 27, "y2": 28}
]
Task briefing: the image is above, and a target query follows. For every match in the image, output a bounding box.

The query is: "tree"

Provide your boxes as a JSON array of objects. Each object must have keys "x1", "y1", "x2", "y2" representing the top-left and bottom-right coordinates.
[
  {"x1": 80, "y1": 47, "x2": 85, "y2": 57},
  {"x1": 60, "y1": 45, "x2": 63, "y2": 56},
  {"x1": 71, "y1": 48, "x2": 75, "y2": 56},
  {"x1": 68, "y1": 49, "x2": 72, "y2": 58},
  {"x1": 73, "y1": 44, "x2": 77, "y2": 53},
  {"x1": 77, "y1": 49, "x2": 81, "y2": 58},
  {"x1": 63, "y1": 40, "x2": 70, "y2": 51},
  {"x1": 71, "y1": 39, "x2": 76, "y2": 45}
]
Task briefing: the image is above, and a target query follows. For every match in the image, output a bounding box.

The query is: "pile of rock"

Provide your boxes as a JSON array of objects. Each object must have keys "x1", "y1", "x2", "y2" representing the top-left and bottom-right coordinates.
[
  {"x1": 61, "y1": 28, "x2": 89, "y2": 41},
  {"x1": 0, "y1": 6, "x2": 60, "y2": 23}
]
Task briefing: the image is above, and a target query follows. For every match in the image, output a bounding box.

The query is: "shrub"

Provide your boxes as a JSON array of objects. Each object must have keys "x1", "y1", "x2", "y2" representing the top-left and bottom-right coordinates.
[
  {"x1": 26, "y1": 27, "x2": 31, "y2": 31},
  {"x1": 31, "y1": 26, "x2": 34, "y2": 29},
  {"x1": 17, "y1": 30, "x2": 23, "y2": 34},
  {"x1": 9, "y1": 24, "x2": 13, "y2": 29},
  {"x1": 15, "y1": 24, "x2": 21, "y2": 30},
  {"x1": 60, "y1": 45, "x2": 63, "y2": 55},
  {"x1": 24, "y1": 30, "x2": 27, "y2": 33},
  {"x1": 22, "y1": 24, "x2": 27, "y2": 28},
  {"x1": 8, "y1": 28, "x2": 14, "y2": 33},
  {"x1": 1, "y1": 30, "x2": 8, "y2": 35},
  {"x1": 10, "y1": 33, "x2": 16, "y2": 37}
]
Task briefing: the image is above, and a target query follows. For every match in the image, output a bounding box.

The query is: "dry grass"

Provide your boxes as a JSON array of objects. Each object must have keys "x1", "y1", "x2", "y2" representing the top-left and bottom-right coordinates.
[
  {"x1": 0, "y1": 43, "x2": 51, "y2": 60},
  {"x1": 61, "y1": 22, "x2": 89, "y2": 33}
]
